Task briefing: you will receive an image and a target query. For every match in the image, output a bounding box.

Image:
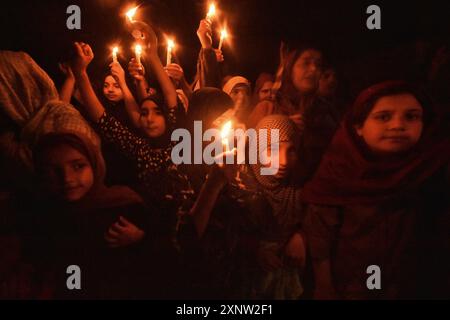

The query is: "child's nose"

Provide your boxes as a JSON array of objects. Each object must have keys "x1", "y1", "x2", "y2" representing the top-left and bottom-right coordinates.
[
  {"x1": 62, "y1": 168, "x2": 76, "y2": 184},
  {"x1": 390, "y1": 116, "x2": 407, "y2": 130}
]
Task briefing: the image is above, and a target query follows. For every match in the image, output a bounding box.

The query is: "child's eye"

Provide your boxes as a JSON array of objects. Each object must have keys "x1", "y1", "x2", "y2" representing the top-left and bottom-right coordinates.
[
  {"x1": 114, "y1": 84, "x2": 120, "y2": 89},
  {"x1": 374, "y1": 113, "x2": 391, "y2": 122},
  {"x1": 73, "y1": 163, "x2": 86, "y2": 171},
  {"x1": 405, "y1": 113, "x2": 422, "y2": 121}
]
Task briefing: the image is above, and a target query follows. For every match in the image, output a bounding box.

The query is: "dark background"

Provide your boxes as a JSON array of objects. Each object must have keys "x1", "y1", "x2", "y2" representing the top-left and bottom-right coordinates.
[{"x1": 1, "y1": 0, "x2": 449, "y2": 94}]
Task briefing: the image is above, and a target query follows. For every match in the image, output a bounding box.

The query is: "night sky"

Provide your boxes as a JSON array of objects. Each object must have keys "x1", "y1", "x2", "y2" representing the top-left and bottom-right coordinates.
[{"x1": 1, "y1": 0, "x2": 449, "y2": 92}]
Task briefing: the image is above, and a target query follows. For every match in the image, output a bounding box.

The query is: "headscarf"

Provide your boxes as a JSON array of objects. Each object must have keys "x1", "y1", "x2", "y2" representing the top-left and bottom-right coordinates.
[
  {"x1": 302, "y1": 80, "x2": 450, "y2": 206},
  {"x1": 0, "y1": 51, "x2": 99, "y2": 176},
  {"x1": 250, "y1": 115, "x2": 302, "y2": 231},
  {"x1": 186, "y1": 87, "x2": 234, "y2": 132},
  {"x1": 222, "y1": 76, "x2": 251, "y2": 96},
  {"x1": 33, "y1": 132, "x2": 142, "y2": 211}
]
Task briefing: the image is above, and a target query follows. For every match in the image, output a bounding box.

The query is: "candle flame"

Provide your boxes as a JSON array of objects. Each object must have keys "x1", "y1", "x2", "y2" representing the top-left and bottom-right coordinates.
[
  {"x1": 135, "y1": 44, "x2": 142, "y2": 55},
  {"x1": 126, "y1": 6, "x2": 138, "y2": 22},
  {"x1": 207, "y1": 3, "x2": 216, "y2": 19},
  {"x1": 221, "y1": 121, "x2": 233, "y2": 139},
  {"x1": 220, "y1": 29, "x2": 228, "y2": 40},
  {"x1": 167, "y1": 39, "x2": 175, "y2": 50},
  {"x1": 112, "y1": 47, "x2": 119, "y2": 55}
]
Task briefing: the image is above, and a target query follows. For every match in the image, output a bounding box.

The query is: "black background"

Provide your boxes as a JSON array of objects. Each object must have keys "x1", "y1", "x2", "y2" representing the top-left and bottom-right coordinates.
[{"x1": 1, "y1": 0, "x2": 449, "y2": 95}]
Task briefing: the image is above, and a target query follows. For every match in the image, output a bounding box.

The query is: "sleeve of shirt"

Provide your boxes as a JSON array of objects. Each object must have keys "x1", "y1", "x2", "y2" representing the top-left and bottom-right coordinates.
[{"x1": 97, "y1": 112, "x2": 172, "y2": 172}]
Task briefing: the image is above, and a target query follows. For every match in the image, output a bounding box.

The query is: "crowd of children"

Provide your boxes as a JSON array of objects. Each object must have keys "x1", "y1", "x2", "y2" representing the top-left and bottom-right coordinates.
[{"x1": 0, "y1": 12, "x2": 449, "y2": 300}]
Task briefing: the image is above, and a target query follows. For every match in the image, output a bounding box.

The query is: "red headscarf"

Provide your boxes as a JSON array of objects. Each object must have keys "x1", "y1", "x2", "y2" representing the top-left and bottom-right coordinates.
[{"x1": 301, "y1": 80, "x2": 450, "y2": 206}]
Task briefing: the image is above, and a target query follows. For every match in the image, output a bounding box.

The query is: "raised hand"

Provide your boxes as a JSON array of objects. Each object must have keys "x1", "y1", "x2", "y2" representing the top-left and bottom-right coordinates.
[
  {"x1": 109, "y1": 61, "x2": 127, "y2": 87},
  {"x1": 164, "y1": 63, "x2": 185, "y2": 83},
  {"x1": 197, "y1": 19, "x2": 213, "y2": 49},
  {"x1": 71, "y1": 42, "x2": 94, "y2": 74},
  {"x1": 128, "y1": 58, "x2": 145, "y2": 81}
]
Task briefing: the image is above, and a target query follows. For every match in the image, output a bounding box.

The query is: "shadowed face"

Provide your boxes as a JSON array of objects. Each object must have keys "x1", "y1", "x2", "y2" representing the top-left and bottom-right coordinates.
[
  {"x1": 291, "y1": 49, "x2": 323, "y2": 94},
  {"x1": 139, "y1": 100, "x2": 167, "y2": 138},
  {"x1": 39, "y1": 144, "x2": 94, "y2": 202},
  {"x1": 258, "y1": 81, "x2": 274, "y2": 102}
]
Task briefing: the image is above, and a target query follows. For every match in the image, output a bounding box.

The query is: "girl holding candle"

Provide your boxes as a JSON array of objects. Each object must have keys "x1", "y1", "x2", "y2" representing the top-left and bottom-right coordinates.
[
  {"x1": 302, "y1": 81, "x2": 450, "y2": 299},
  {"x1": 184, "y1": 114, "x2": 305, "y2": 299},
  {"x1": 70, "y1": 39, "x2": 195, "y2": 297}
]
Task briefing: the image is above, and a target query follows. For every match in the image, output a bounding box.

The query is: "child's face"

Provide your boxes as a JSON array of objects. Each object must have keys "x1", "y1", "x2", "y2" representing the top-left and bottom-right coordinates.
[
  {"x1": 263, "y1": 141, "x2": 298, "y2": 180},
  {"x1": 39, "y1": 144, "x2": 94, "y2": 202},
  {"x1": 139, "y1": 100, "x2": 167, "y2": 138},
  {"x1": 258, "y1": 81, "x2": 274, "y2": 102},
  {"x1": 103, "y1": 75, "x2": 124, "y2": 102},
  {"x1": 356, "y1": 93, "x2": 424, "y2": 155},
  {"x1": 291, "y1": 49, "x2": 323, "y2": 94},
  {"x1": 230, "y1": 84, "x2": 251, "y2": 110}
]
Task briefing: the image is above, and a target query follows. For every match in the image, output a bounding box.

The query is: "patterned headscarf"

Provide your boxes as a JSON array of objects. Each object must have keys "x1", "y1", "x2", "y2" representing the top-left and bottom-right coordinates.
[{"x1": 250, "y1": 115, "x2": 302, "y2": 233}]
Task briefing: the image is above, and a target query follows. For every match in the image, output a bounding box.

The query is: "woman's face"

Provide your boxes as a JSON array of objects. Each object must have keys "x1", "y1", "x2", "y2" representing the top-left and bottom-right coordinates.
[
  {"x1": 356, "y1": 93, "x2": 424, "y2": 155},
  {"x1": 139, "y1": 100, "x2": 167, "y2": 138},
  {"x1": 291, "y1": 49, "x2": 323, "y2": 94},
  {"x1": 103, "y1": 75, "x2": 124, "y2": 102},
  {"x1": 39, "y1": 144, "x2": 94, "y2": 202},
  {"x1": 258, "y1": 81, "x2": 274, "y2": 102}
]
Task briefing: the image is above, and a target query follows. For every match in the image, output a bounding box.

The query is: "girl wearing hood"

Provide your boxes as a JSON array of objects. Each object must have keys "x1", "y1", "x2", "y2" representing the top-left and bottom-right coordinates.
[
  {"x1": 302, "y1": 80, "x2": 450, "y2": 299},
  {"x1": 187, "y1": 115, "x2": 306, "y2": 299}
]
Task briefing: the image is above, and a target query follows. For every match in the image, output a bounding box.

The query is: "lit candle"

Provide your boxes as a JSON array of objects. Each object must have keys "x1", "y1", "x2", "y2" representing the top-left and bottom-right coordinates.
[
  {"x1": 166, "y1": 39, "x2": 175, "y2": 66},
  {"x1": 206, "y1": 3, "x2": 216, "y2": 21},
  {"x1": 112, "y1": 47, "x2": 119, "y2": 63},
  {"x1": 218, "y1": 28, "x2": 228, "y2": 51},
  {"x1": 126, "y1": 6, "x2": 138, "y2": 23},
  {"x1": 221, "y1": 120, "x2": 233, "y2": 152},
  {"x1": 135, "y1": 44, "x2": 142, "y2": 65}
]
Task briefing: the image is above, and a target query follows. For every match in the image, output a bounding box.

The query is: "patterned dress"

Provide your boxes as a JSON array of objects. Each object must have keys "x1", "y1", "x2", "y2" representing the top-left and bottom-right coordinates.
[{"x1": 97, "y1": 107, "x2": 195, "y2": 247}]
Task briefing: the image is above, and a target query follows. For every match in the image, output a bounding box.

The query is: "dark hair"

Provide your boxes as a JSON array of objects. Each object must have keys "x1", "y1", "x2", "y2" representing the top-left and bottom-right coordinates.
[
  {"x1": 140, "y1": 91, "x2": 165, "y2": 109},
  {"x1": 348, "y1": 80, "x2": 434, "y2": 129},
  {"x1": 186, "y1": 87, "x2": 234, "y2": 131}
]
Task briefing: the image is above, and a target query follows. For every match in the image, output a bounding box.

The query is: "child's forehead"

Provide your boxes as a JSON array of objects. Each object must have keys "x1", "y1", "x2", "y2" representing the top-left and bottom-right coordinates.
[
  {"x1": 372, "y1": 93, "x2": 423, "y2": 111},
  {"x1": 104, "y1": 75, "x2": 117, "y2": 84}
]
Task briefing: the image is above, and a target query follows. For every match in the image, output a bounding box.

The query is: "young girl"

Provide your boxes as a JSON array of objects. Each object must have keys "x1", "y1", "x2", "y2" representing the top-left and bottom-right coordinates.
[
  {"x1": 31, "y1": 130, "x2": 151, "y2": 299},
  {"x1": 302, "y1": 80, "x2": 450, "y2": 299},
  {"x1": 71, "y1": 34, "x2": 194, "y2": 296},
  {"x1": 186, "y1": 115, "x2": 306, "y2": 299}
]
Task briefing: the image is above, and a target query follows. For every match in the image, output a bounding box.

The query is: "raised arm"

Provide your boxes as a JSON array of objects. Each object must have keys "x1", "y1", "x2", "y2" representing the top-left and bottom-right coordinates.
[
  {"x1": 128, "y1": 58, "x2": 151, "y2": 102},
  {"x1": 58, "y1": 62, "x2": 75, "y2": 103},
  {"x1": 70, "y1": 42, "x2": 105, "y2": 122},
  {"x1": 110, "y1": 61, "x2": 141, "y2": 128}
]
